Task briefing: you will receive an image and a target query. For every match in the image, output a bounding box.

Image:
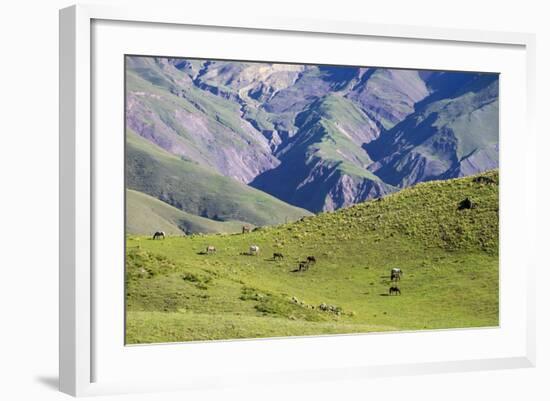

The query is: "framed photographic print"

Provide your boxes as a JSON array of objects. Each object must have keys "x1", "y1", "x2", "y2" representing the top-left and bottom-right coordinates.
[{"x1": 59, "y1": 4, "x2": 536, "y2": 397}]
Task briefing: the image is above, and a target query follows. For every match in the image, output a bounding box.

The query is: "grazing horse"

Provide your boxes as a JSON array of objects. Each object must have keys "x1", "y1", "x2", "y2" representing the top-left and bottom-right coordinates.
[
  {"x1": 298, "y1": 261, "x2": 309, "y2": 272},
  {"x1": 458, "y1": 197, "x2": 476, "y2": 210},
  {"x1": 389, "y1": 286, "x2": 401, "y2": 295},
  {"x1": 206, "y1": 245, "x2": 216, "y2": 254},
  {"x1": 273, "y1": 252, "x2": 284, "y2": 260},
  {"x1": 242, "y1": 225, "x2": 251, "y2": 234},
  {"x1": 391, "y1": 268, "x2": 403, "y2": 281},
  {"x1": 307, "y1": 256, "x2": 316, "y2": 265},
  {"x1": 249, "y1": 245, "x2": 260, "y2": 255},
  {"x1": 152, "y1": 231, "x2": 165, "y2": 240},
  {"x1": 473, "y1": 176, "x2": 496, "y2": 185}
]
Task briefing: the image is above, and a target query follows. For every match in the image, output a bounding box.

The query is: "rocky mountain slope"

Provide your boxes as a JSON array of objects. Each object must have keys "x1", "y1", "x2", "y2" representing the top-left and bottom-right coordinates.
[
  {"x1": 126, "y1": 56, "x2": 498, "y2": 214},
  {"x1": 364, "y1": 74, "x2": 499, "y2": 187}
]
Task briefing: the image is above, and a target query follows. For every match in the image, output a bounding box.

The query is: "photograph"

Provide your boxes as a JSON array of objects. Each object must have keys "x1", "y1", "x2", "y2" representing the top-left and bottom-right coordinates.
[
  {"x1": 1, "y1": 0, "x2": 545, "y2": 399},
  {"x1": 124, "y1": 55, "x2": 499, "y2": 344}
]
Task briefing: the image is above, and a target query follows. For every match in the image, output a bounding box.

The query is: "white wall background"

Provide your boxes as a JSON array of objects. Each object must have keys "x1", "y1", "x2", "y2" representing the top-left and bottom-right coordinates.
[{"x1": 0, "y1": 0, "x2": 547, "y2": 399}]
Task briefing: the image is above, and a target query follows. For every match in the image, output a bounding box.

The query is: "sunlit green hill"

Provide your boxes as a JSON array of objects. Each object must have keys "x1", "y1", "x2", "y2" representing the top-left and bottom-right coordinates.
[
  {"x1": 126, "y1": 170, "x2": 499, "y2": 344},
  {"x1": 126, "y1": 129, "x2": 312, "y2": 229},
  {"x1": 126, "y1": 189, "x2": 247, "y2": 235}
]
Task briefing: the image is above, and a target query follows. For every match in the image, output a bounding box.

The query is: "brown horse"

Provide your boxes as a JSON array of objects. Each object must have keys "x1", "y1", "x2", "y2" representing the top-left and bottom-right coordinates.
[
  {"x1": 152, "y1": 231, "x2": 165, "y2": 240},
  {"x1": 389, "y1": 286, "x2": 401, "y2": 295}
]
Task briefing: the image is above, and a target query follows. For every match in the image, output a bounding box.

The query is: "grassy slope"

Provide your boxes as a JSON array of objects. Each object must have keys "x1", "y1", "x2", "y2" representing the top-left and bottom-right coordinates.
[
  {"x1": 126, "y1": 189, "x2": 247, "y2": 235},
  {"x1": 126, "y1": 170, "x2": 499, "y2": 344},
  {"x1": 126, "y1": 128, "x2": 312, "y2": 226}
]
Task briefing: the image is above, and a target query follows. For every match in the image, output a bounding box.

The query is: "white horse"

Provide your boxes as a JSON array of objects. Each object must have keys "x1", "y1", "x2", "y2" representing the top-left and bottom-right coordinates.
[
  {"x1": 249, "y1": 245, "x2": 260, "y2": 255},
  {"x1": 391, "y1": 268, "x2": 403, "y2": 281},
  {"x1": 206, "y1": 245, "x2": 216, "y2": 254}
]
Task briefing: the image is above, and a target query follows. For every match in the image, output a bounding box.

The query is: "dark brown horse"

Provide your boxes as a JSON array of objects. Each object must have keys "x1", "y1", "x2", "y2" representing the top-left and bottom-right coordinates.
[
  {"x1": 273, "y1": 252, "x2": 284, "y2": 260},
  {"x1": 152, "y1": 231, "x2": 165, "y2": 240},
  {"x1": 389, "y1": 286, "x2": 401, "y2": 295}
]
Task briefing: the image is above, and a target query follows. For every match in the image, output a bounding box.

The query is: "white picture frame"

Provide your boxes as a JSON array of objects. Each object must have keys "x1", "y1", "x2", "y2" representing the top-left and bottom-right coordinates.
[{"x1": 59, "y1": 4, "x2": 536, "y2": 397}]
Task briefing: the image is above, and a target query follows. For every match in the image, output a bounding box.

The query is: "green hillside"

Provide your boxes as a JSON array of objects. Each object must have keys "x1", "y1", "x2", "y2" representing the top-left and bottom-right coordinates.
[
  {"x1": 126, "y1": 170, "x2": 499, "y2": 344},
  {"x1": 126, "y1": 128, "x2": 312, "y2": 226},
  {"x1": 126, "y1": 189, "x2": 247, "y2": 235}
]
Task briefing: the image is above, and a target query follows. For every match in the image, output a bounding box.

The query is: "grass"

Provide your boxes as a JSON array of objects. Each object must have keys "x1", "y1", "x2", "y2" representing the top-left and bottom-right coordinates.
[
  {"x1": 126, "y1": 170, "x2": 499, "y2": 344},
  {"x1": 126, "y1": 189, "x2": 246, "y2": 235}
]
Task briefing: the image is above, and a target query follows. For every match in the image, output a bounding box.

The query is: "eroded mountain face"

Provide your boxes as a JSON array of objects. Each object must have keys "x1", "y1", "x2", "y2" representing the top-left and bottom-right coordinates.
[{"x1": 126, "y1": 56, "x2": 498, "y2": 213}]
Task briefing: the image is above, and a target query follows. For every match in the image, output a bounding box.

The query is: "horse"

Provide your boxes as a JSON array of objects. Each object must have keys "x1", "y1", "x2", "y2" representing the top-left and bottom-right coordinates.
[
  {"x1": 242, "y1": 225, "x2": 251, "y2": 234},
  {"x1": 298, "y1": 261, "x2": 309, "y2": 272},
  {"x1": 206, "y1": 245, "x2": 216, "y2": 254},
  {"x1": 273, "y1": 252, "x2": 284, "y2": 260},
  {"x1": 249, "y1": 245, "x2": 260, "y2": 255},
  {"x1": 391, "y1": 268, "x2": 403, "y2": 281},
  {"x1": 389, "y1": 286, "x2": 401, "y2": 295},
  {"x1": 473, "y1": 176, "x2": 496, "y2": 185},
  {"x1": 152, "y1": 231, "x2": 165, "y2": 240},
  {"x1": 458, "y1": 197, "x2": 476, "y2": 210},
  {"x1": 306, "y1": 256, "x2": 316, "y2": 265}
]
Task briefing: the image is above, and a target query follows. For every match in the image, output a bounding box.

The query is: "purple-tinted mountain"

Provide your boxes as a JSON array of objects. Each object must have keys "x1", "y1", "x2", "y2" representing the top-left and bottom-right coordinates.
[
  {"x1": 126, "y1": 56, "x2": 498, "y2": 214},
  {"x1": 364, "y1": 74, "x2": 498, "y2": 187}
]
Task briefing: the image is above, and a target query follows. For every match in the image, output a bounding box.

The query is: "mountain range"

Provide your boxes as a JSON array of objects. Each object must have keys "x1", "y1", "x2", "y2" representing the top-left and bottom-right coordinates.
[{"x1": 125, "y1": 56, "x2": 498, "y2": 233}]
